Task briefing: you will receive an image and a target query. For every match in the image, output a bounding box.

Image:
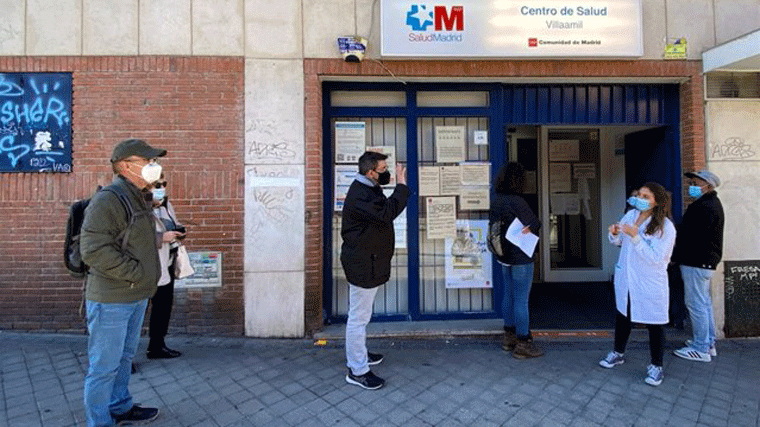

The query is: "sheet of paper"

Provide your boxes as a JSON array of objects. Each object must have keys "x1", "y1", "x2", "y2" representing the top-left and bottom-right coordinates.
[
  {"x1": 444, "y1": 220, "x2": 492, "y2": 289},
  {"x1": 460, "y1": 163, "x2": 490, "y2": 185},
  {"x1": 459, "y1": 186, "x2": 489, "y2": 211},
  {"x1": 549, "y1": 163, "x2": 572, "y2": 193},
  {"x1": 426, "y1": 197, "x2": 457, "y2": 240},
  {"x1": 440, "y1": 166, "x2": 461, "y2": 195},
  {"x1": 549, "y1": 139, "x2": 579, "y2": 161},
  {"x1": 505, "y1": 217, "x2": 539, "y2": 257},
  {"x1": 573, "y1": 163, "x2": 596, "y2": 179},
  {"x1": 366, "y1": 145, "x2": 396, "y2": 186},
  {"x1": 383, "y1": 189, "x2": 407, "y2": 249},
  {"x1": 435, "y1": 126, "x2": 466, "y2": 163},
  {"x1": 474, "y1": 130, "x2": 488, "y2": 146},
  {"x1": 334, "y1": 165, "x2": 357, "y2": 211},
  {"x1": 419, "y1": 166, "x2": 441, "y2": 196},
  {"x1": 335, "y1": 122, "x2": 365, "y2": 164}
]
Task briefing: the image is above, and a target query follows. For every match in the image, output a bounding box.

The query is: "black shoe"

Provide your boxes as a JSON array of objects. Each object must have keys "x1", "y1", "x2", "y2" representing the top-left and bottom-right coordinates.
[
  {"x1": 112, "y1": 405, "x2": 159, "y2": 425},
  {"x1": 345, "y1": 369, "x2": 384, "y2": 390},
  {"x1": 367, "y1": 352, "x2": 384, "y2": 366},
  {"x1": 147, "y1": 347, "x2": 181, "y2": 359}
]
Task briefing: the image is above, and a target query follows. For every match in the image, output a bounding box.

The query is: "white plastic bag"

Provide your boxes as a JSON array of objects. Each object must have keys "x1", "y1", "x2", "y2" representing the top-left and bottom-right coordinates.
[{"x1": 175, "y1": 245, "x2": 195, "y2": 279}]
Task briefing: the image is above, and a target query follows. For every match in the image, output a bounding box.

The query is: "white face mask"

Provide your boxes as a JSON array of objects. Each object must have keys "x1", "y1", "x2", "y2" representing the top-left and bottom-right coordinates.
[
  {"x1": 151, "y1": 188, "x2": 166, "y2": 202},
  {"x1": 141, "y1": 161, "x2": 162, "y2": 184}
]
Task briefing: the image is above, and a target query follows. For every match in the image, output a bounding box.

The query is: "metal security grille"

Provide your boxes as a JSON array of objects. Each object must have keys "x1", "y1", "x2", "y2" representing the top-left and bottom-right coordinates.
[
  {"x1": 705, "y1": 72, "x2": 760, "y2": 99},
  {"x1": 417, "y1": 117, "x2": 492, "y2": 314},
  {"x1": 331, "y1": 117, "x2": 409, "y2": 316}
]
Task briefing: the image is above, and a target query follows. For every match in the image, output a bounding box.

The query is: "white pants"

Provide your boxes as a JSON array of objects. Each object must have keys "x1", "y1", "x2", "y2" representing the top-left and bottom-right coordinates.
[{"x1": 346, "y1": 283, "x2": 379, "y2": 376}]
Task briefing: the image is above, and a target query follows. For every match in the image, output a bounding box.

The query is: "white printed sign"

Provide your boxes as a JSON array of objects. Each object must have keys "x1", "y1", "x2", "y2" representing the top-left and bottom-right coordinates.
[{"x1": 381, "y1": 0, "x2": 643, "y2": 57}]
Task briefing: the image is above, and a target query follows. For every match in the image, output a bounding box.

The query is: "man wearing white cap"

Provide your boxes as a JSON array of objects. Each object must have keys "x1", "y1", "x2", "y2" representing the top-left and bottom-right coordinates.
[{"x1": 672, "y1": 169, "x2": 724, "y2": 362}]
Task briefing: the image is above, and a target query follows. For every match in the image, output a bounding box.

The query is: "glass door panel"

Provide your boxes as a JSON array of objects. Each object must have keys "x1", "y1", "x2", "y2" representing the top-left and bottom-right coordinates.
[
  {"x1": 417, "y1": 117, "x2": 493, "y2": 314},
  {"x1": 541, "y1": 128, "x2": 607, "y2": 282},
  {"x1": 331, "y1": 117, "x2": 409, "y2": 316}
]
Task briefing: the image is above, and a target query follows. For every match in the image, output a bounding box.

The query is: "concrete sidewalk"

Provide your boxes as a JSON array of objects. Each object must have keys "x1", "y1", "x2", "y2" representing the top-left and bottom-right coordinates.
[{"x1": 1, "y1": 330, "x2": 759, "y2": 427}]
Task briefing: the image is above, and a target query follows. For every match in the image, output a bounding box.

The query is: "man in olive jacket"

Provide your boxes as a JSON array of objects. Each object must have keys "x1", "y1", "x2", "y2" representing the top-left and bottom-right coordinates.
[
  {"x1": 340, "y1": 151, "x2": 409, "y2": 390},
  {"x1": 80, "y1": 139, "x2": 165, "y2": 427}
]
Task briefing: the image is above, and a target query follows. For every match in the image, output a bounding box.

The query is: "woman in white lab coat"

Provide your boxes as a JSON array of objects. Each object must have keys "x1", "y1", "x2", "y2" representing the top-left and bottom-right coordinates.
[{"x1": 598, "y1": 182, "x2": 676, "y2": 387}]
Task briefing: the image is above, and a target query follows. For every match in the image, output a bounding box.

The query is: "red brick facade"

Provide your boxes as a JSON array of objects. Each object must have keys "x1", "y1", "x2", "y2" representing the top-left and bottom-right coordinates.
[
  {"x1": 0, "y1": 57, "x2": 245, "y2": 334},
  {"x1": 0, "y1": 57, "x2": 705, "y2": 337},
  {"x1": 303, "y1": 59, "x2": 705, "y2": 335}
]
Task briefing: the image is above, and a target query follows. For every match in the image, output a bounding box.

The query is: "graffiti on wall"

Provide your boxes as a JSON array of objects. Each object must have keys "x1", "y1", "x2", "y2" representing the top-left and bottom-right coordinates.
[
  {"x1": 0, "y1": 73, "x2": 72, "y2": 172},
  {"x1": 709, "y1": 137, "x2": 756, "y2": 161}
]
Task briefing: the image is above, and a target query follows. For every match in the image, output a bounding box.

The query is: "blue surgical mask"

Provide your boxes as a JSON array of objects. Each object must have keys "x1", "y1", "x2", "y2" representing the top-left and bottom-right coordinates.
[
  {"x1": 151, "y1": 188, "x2": 166, "y2": 202},
  {"x1": 688, "y1": 185, "x2": 703, "y2": 198},
  {"x1": 633, "y1": 197, "x2": 651, "y2": 212},
  {"x1": 627, "y1": 196, "x2": 637, "y2": 207}
]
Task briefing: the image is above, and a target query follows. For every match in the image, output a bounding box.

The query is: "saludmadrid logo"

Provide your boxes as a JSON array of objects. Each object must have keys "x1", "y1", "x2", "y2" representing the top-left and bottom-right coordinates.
[{"x1": 406, "y1": 4, "x2": 464, "y2": 42}]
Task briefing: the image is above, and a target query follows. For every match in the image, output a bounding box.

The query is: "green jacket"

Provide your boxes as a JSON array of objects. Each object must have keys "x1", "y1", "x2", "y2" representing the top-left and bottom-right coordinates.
[{"x1": 80, "y1": 175, "x2": 160, "y2": 303}]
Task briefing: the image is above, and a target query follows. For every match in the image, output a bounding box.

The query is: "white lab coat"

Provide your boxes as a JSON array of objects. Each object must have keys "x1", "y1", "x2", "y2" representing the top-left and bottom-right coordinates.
[{"x1": 609, "y1": 209, "x2": 676, "y2": 324}]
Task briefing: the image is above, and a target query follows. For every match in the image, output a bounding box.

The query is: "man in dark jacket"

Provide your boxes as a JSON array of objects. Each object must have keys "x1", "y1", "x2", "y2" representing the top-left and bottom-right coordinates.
[
  {"x1": 672, "y1": 169, "x2": 724, "y2": 363},
  {"x1": 340, "y1": 151, "x2": 409, "y2": 390},
  {"x1": 80, "y1": 139, "x2": 165, "y2": 426}
]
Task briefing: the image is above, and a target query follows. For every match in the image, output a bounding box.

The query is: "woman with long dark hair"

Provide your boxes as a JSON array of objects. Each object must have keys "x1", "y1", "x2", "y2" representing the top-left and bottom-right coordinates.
[
  {"x1": 490, "y1": 162, "x2": 542, "y2": 359},
  {"x1": 599, "y1": 182, "x2": 676, "y2": 386}
]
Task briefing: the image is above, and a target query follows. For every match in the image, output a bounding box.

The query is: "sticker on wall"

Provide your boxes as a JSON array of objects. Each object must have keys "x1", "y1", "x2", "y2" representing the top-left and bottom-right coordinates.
[
  {"x1": 663, "y1": 38, "x2": 687, "y2": 60},
  {"x1": 0, "y1": 73, "x2": 72, "y2": 172}
]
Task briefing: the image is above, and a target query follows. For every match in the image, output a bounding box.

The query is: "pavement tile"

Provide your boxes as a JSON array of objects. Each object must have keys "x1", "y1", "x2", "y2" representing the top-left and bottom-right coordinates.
[{"x1": 1, "y1": 333, "x2": 759, "y2": 427}]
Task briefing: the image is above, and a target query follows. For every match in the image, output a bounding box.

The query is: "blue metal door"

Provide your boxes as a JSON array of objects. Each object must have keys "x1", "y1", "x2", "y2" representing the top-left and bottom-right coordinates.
[{"x1": 322, "y1": 82, "x2": 680, "y2": 323}]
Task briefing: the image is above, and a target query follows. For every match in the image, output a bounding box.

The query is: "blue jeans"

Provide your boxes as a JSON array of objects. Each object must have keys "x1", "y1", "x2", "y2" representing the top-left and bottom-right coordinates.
[
  {"x1": 501, "y1": 263, "x2": 535, "y2": 338},
  {"x1": 681, "y1": 265, "x2": 716, "y2": 353},
  {"x1": 84, "y1": 299, "x2": 149, "y2": 427}
]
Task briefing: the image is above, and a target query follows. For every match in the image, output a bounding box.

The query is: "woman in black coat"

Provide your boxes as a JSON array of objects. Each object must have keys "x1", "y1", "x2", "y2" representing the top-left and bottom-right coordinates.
[{"x1": 490, "y1": 162, "x2": 542, "y2": 359}]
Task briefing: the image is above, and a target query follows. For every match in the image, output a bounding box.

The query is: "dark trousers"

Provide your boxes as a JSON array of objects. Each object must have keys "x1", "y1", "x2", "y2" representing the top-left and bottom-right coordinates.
[
  {"x1": 148, "y1": 266, "x2": 175, "y2": 351},
  {"x1": 614, "y1": 308, "x2": 665, "y2": 367}
]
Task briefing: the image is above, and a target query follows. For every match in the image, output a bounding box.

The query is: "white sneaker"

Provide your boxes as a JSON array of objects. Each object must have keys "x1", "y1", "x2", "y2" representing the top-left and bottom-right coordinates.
[
  {"x1": 645, "y1": 364, "x2": 663, "y2": 386},
  {"x1": 599, "y1": 351, "x2": 625, "y2": 368},
  {"x1": 685, "y1": 339, "x2": 717, "y2": 357},
  {"x1": 674, "y1": 346, "x2": 712, "y2": 362}
]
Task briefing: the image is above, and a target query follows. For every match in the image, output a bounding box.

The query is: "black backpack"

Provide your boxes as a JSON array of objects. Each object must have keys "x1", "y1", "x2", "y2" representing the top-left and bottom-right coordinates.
[
  {"x1": 487, "y1": 220, "x2": 506, "y2": 257},
  {"x1": 63, "y1": 185, "x2": 139, "y2": 278}
]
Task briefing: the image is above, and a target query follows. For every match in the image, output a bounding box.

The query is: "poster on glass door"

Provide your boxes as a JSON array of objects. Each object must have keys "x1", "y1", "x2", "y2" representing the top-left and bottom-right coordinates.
[{"x1": 445, "y1": 220, "x2": 492, "y2": 288}]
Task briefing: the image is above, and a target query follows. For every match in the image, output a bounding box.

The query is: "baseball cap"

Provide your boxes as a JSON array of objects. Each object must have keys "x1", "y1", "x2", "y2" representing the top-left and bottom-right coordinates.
[
  {"x1": 684, "y1": 169, "x2": 720, "y2": 188},
  {"x1": 110, "y1": 139, "x2": 167, "y2": 163}
]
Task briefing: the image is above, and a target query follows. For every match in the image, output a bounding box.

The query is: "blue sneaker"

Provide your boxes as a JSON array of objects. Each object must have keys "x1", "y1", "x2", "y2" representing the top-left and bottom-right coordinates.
[
  {"x1": 599, "y1": 351, "x2": 625, "y2": 368},
  {"x1": 645, "y1": 364, "x2": 663, "y2": 386}
]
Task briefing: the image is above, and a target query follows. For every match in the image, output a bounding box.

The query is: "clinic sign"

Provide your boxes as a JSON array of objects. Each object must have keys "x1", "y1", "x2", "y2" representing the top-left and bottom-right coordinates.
[{"x1": 381, "y1": 0, "x2": 643, "y2": 58}]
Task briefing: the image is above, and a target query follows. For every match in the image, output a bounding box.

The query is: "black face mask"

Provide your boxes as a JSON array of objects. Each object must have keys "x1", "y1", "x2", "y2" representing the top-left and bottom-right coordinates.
[{"x1": 376, "y1": 170, "x2": 391, "y2": 186}]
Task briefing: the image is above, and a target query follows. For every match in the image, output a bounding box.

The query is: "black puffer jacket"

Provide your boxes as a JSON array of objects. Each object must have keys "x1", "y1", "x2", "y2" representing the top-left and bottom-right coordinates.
[
  {"x1": 489, "y1": 193, "x2": 541, "y2": 265},
  {"x1": 340, "y1": 179, "x2": 410, "y2": 288},
  {"x1": 672, "y1": 191, "x2": 724, "y2": 270}
]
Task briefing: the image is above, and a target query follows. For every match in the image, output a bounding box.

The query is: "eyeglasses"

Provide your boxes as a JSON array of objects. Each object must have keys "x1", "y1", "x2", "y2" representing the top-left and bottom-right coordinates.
[{"x1": 153, "y1": 182, "x2": 167, "y2": 188}]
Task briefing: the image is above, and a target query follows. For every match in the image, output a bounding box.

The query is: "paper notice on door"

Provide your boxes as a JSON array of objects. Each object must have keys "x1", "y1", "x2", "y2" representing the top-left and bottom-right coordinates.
[
  {"x1": 549, "y1": 139, "x2": 579, "y2": 161},
  {"x1": 460, "y1": 163, "x2": 490, "y2": 186},
  {"x1": 549, "y1": 163, "x2": 572, "y2": 193},
  {"x1": 419, "y1": 166, "x2": 441, "y2": 196},
  {"x1": 335, "y1": 122, "x2": 365, "y2": 164},
  {"x1": 505, "y1": 217, "x2": 539, "y2": 257},
  {"x1": 460, "y1": 186, "x2": 489, "y2": 211},
  {"x1": 426, "y1": 197, "x2": 457, "y2": 239},
  {"x1": 440, "y1": 166, "x2": 461, "y2": 195},
  {"x1": 435, "y1": 126, "x2": 466, "y2": 163}
]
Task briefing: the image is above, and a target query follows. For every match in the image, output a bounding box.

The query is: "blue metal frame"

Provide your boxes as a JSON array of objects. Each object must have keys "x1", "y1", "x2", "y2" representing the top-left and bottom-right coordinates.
[{"x1": 322, "y1": 82, "x2": 679, "y2": 324}]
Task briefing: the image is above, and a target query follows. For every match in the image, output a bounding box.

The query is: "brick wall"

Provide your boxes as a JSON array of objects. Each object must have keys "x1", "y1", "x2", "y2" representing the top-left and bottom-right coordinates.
[
  {"x1": 303, "y1": 58, "x2": 704, "y2": 334},
  {"x1": 0, "y1": 56, "x2": 245, "y2": 335}
]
